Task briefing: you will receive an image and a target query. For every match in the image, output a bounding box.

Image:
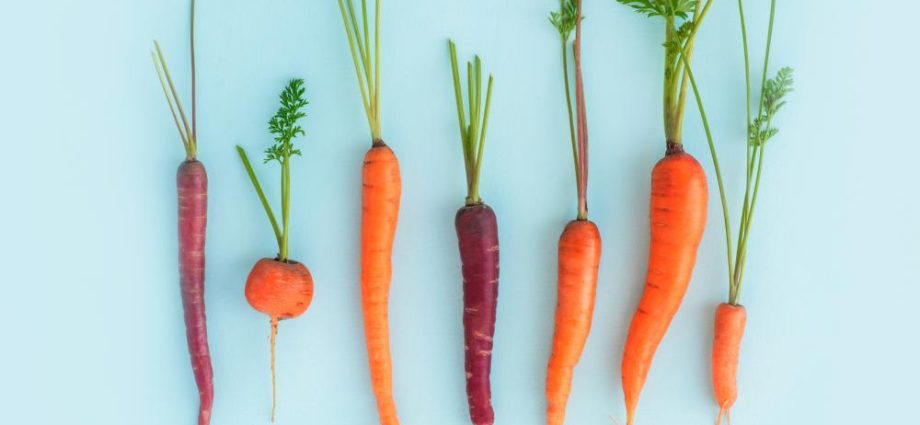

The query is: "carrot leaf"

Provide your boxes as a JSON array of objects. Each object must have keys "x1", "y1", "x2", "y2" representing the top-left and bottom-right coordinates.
[{"x1": 265, "y1": 79, "x2": 307, "y2": 164}]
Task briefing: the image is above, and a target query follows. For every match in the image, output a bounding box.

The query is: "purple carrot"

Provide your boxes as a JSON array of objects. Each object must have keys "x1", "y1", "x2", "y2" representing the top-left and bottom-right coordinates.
[
  {"x1": 456, "y1": 204, "x2": 499, "y2": 425},
  {"x1": 153, "y1": 2, "x2": 214, "y2": 423},
  {"x1": 448, "y1": 40, "x2": 499, "y2": 425},
  {"x1": 178, "y1": 160, "x2": 213, "y2": 425}
]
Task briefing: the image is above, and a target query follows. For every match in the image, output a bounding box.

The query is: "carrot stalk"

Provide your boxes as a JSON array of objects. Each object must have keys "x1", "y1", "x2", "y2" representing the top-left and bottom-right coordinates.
[
  {"x1": 339, "y1": 1, "x2": 402, "y2": 423},
  {"x1": 151, "y1": 2, "x2": 213, "y2": 423},
  {"x1": 545, "y1": 2, "x2": 601, "y2": 423},
  {"x1": 449, "y1": 40, "x2": 499, "y2": 425}
]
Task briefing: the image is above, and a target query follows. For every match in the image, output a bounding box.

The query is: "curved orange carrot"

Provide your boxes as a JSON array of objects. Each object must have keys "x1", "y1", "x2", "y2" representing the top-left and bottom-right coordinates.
[
  {"x1": 712, "y1": 303, "x2": 746, "y2": 423},
  {"x1": 361, "y1": 141, "x2": 401, "y2": 425},
  {"x1": 546, "y1": 220, "x2": 601, "y2": 425},
  {"x1": 621, "y1": 146, "x2": 707, "y2": 425}
]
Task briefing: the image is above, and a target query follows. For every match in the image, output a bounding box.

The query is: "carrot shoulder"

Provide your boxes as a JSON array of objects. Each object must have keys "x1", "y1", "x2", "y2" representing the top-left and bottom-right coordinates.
[{"x1": 361, "y1": 142, "x2": 401, "y2": 425}]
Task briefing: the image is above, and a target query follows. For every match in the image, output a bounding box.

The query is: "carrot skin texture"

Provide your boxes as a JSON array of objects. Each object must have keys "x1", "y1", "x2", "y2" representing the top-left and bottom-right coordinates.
[
  {"x1": 361, "y1": 142, "x2": 402, "y2": 425},
  {"x1": 622, "y1": 150, "x2": 707, "y2": 425},
  {"x1": 546, "y1": 219, "x2": 602, "y2": 425},
  {"x1": 712, "y1": 303, "x2": 746, "y2": 414},
  {"x1": 177, "y1": 160, "x2": 214, "y2": 425},
  {"x1": 455, "y1": 204, "x2": 500, "y2": 425}
]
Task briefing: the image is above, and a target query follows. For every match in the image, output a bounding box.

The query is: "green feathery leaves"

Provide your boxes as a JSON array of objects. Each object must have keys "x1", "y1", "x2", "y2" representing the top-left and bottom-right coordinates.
[
  {"x1": 265, "y1": 79, "x2": 308, "y2": 163},
  {"x1": 749, "y1": 67, "x2": 794, "y2": 146},
  {"x1": 550, "y1": 0, "x2": 580, "y2": 40},
  {"x1": 617, "y1": 0, "x2": 697, "y2": 19}
]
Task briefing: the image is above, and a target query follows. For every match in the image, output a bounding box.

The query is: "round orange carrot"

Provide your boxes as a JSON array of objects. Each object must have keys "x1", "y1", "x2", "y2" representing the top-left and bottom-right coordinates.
[
  {"x1": 546, "y1": 220, "x2": 601, "y2": 425},
  {"x1": 361, "y1": 141, "x2": 401, "y2": 425},
  {"x1": 245, "y1": 258, "x2": 314, "y2": 422},
  {"x1": 712, "y1": 303, "x2": 746, "y2": 423},
  {"x1": 621, "y1": 145, "x2": 707, "y2": 425}
]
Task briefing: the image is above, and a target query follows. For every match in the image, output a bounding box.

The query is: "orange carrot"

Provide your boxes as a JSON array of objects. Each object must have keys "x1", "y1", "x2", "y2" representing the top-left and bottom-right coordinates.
[
  {"x1": 361, "y1": 142, "x2": 401, "y2": 425},
  {"x1": 546, "y1": 220, "x2": 601, "y2": 425},
  {"x1": 337, "y1": 1, "x2": 402, "y2": 423},
  {"x1": 621, "y1": 148, "x2": 707, "y2": 425},
  {"x1": 615, "y1": 2, "x2": 715, "y2": 423},
  {"x1": 712, "y1": 303, "x2": 746, "y2": 423},
  {"x1": 545, "y1": 2, "x2": 601, "y2": 424},
  {"x1": 669, "y1": 1, "x2": 794, "y2": 422},
  {"x1": 237, "y1": 79, "x2": 314, "y2": 422}
]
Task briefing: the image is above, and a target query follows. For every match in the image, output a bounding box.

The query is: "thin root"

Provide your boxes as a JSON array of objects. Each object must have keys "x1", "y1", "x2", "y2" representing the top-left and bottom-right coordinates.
[{"x1": 270, "y1": 317, "x2": 279, "y2": 423}]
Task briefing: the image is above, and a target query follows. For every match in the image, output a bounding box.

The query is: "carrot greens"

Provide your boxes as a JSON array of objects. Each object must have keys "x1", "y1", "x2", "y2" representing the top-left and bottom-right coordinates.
[
  {"x1": 676, "y1": 0, "x2": 795, "y2": 304},
  {"x1": 237, "y1": 79, "x2": 308, "y2": 263},
  {"x1": 448, "y1": 40, "x2": 494, "y2": 206},
  {"x1": 338, "y1": 0, "x2": 381, "y2": 142},
  {"x1": 617, "y1": 0, "x2": 714, "y2": 147}
]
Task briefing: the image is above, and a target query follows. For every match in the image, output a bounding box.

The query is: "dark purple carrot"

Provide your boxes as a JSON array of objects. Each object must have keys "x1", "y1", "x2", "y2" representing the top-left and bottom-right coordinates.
[
  {"x1": 448, "y1": 40, "x2": 498, "y2": 425},
  {"x1": 152, "y1": 2, "x2": 214, "y2": 423}
]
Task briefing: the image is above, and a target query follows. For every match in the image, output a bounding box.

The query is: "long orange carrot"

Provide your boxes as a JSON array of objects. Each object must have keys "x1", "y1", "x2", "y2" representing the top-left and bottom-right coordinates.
[
  {"x1": 337, "y1": 1, "x2": 402, "y2": 423},
  {"x1": 615, "y1": 2, "x2": 715, "y2": 424},
  {"x1": 361, "y1": 142, "x2": 401, "y2": 425},
  {"x1": 621, "y1": 148, "x2": 707, "y2": 425},
  {"x1": 545, "y1": 2, "x2": 601, "y2": 424}
]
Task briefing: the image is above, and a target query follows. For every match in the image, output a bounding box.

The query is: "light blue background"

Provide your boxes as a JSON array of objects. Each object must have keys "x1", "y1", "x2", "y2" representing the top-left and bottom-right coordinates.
[{"x1": 2, "y1": 1, "x2": 918, "y2": 424}]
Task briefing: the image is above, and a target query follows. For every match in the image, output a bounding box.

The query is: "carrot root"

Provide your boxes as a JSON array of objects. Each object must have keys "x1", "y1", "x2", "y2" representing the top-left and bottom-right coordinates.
[
  {"x1": 546, "y1": 219, "x2": 601, "y2": 425},
  {"x1": 177, "y1": 159, "x2": 214, "y2": 425},
  {"x1": 712, "y1": 303, "x2": 746, "y2": 422},
  {"x1": 456, "y1": 203, "x2": 500, "y2": 425},
  {"x1": 361, "y1": 142, "x2": 402, "y2": 425},
  {"x1": 621, "y1": 150, "x2": 707, "y2": 425}
]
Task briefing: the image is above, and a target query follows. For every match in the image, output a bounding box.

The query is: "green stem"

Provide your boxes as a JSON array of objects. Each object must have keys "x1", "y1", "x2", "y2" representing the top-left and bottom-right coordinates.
[
  {"x1": 237, "y1": 146, "x2": 283, "y2": 251},
  {"x1": 338, "y1": 0, "x2": 380, "y2": 142},
  {"x1": 677, "y1": 47, "x2": 735, "y2": 285},
  {"x1": 190, "y1": 0, "x2": 197, "y2": 144},
  {"x1": 154, "y1": 42, "x2": 194, "y2": 159},
  {"x1": 152, "y1": 51, "x2": 190, "y2": 155},
  {"x1": 561, "y1": 38, "x2": 579, "y2": 189},
  {"x1": 448, "y1": 41, "x2": 472, "y2": 190},
  {"x1": 280, "y1": 156, "x2": 291, "y2": 261},
  {"x1": 470, "y1": 76, "x2": 493, "y2": 203}
]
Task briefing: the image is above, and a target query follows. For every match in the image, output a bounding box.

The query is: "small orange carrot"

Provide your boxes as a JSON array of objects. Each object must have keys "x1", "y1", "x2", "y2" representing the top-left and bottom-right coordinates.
[
  {"x1": 712, "y1": 303, "x2": 746, "y2": 423},
  {"x1": 545, "y1": 2, "x2": 602, "y2": 424},
  {"x1": 338, "y1": 0, "x2": 402, "y2": 423},
  {"x1": 675, "y1": 1, "x2": 795, "y2": 422},
  {"x1": 237, "y1": 79, "x2": 314, "y2": 422}
]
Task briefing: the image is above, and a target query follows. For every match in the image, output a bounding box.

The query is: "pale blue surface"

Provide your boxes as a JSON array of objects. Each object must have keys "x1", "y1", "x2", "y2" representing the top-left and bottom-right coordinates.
[{"x1": 1, "y1": 1, "x2": 919, "y2": 424}]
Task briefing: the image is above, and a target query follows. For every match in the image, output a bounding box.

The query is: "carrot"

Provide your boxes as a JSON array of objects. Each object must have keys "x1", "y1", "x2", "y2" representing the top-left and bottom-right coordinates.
[
  {"x1": 712, "y1": 303, "x2": 745, "y2": 422},
  {"x1": 337, "y1": 1, "x2": 402, "y2": 423},
  {"x1": 674, "y1": 1, "x2": 795, "y2": 422},
  {"x1": 237, "y1": 79, "x2": 314, "y2": 422},
  {"x1": 151, "y1": 2, "x2": 213, "y2": 423},
  {"x1": 545, "y1": 2, "x2": 602, "y2": 424},
  {"x1": 546, "y1": 220, "x2": 601, "y2": 425},
  {"x1": 615, "y1": 2, "x2": 716, "y2": 423},
  {"x1": 448, "y1": 40, "x2": 498, "y2": 425}
]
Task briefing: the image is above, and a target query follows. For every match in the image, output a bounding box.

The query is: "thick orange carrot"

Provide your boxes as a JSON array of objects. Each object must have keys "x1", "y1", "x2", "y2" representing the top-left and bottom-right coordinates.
[
  {"x1": 712, "y1": 303, "x2": 746, "y2": 423},
  {"x1": 546, "y1": 220, "x2": 601, "y2": 425},
  {"x1": 621, "y1": 146, "x2": 707, "y2": 425},
  {"x1": 361, "y1": 141, "x2": 401, "y2": 425}
]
